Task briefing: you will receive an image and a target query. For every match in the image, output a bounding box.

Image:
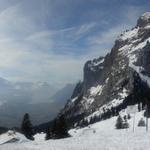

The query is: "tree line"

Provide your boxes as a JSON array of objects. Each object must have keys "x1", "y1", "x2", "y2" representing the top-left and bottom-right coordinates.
[{"x1": 20, "y1": 113, "x2": 69, "y2": 140}]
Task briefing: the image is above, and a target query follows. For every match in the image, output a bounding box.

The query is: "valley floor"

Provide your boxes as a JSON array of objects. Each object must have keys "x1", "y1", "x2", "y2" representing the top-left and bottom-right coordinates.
[{"x1": 0, "y1": 111, "x2": 150, "y2": 150}]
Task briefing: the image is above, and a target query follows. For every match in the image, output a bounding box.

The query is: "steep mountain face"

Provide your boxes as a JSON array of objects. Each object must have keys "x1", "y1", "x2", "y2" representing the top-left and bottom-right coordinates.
[{"x1": 61, "y1": 12, "x2": 150, "y2": 127}]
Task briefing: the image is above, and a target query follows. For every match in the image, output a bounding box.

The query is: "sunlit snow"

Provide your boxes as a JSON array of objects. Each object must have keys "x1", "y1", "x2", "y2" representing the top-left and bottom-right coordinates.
[{"x1": 0, "y1": 110, "x2": 150, "y2": 150}]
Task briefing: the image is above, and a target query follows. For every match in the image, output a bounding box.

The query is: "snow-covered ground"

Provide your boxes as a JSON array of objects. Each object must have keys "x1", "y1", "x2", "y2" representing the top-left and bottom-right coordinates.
[{"x1": 0, "y1": 111, "x2": 150, "y2": 150}]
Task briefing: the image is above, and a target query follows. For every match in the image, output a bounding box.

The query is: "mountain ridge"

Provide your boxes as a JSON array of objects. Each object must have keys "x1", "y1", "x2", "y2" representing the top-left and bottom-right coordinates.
[{"x1": 60, "y1": 12, "x2": 150, "y2": 127}]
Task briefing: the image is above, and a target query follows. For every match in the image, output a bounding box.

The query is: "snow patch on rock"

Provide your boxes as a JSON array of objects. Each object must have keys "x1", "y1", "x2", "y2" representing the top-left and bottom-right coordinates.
[{"x1": 89, "y1": 85, "x2": 103, "y2": 96}]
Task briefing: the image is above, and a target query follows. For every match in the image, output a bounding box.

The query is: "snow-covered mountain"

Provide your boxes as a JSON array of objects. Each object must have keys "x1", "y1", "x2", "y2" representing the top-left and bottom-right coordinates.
[{"x1": 61, "y1": 12, "x2": 150, "y2": 127}]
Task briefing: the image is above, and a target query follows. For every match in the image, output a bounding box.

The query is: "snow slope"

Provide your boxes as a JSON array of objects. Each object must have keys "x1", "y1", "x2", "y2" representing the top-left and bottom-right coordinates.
[{"x1": 1, "y1": 110, "x2": 150, "y2": 150}]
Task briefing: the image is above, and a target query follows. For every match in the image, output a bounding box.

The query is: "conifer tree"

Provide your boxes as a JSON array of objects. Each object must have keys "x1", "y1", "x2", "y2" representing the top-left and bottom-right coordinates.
[
  {"x1": 45, "y1": 126, "x2": 52, "y2": 140},
  {"x1": 127, "y1": 114, "x2": 131, "y2": 119},
  {"x1": 123, "y1": 116, "x2": 129, "y2": 128},
  {"x1": 21, "y1": 113, "x2": 34, "y2": 140},
  {"x1": 116, "y1": 115, "x2": 123, "y2": 129},
  {"x1": 138, "y1": 103, "x2": 141, "y2": 112},
  {"x1": 51, "y1": 115, "x2": 69, "y2": 139},
  {"x1": 51, "y1": 119, "x2": 58, "y2": 138},
  {"x1": 56, "y1": 115, "x2": 69, "y2": 138},
  {"x1": 138, "y1": 118, "x2": 146, "y2": 127}
]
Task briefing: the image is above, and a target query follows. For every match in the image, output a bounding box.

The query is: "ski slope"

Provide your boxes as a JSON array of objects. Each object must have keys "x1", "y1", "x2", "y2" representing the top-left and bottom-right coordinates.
[{"x1": 0, "y1": 111, "x2": 150, "y2": 150}]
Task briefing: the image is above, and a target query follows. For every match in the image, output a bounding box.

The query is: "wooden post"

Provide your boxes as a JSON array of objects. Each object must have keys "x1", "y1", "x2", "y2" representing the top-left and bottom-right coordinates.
[
  {"x1": 146, "y1": 104, "x2": 148, "y2": 132},
  {"x1": 133, "y1": 113, "x2": 135, "y2": 132},
  {"x1": 146, "y1": 99, "x2": 150, "y2": 132}
]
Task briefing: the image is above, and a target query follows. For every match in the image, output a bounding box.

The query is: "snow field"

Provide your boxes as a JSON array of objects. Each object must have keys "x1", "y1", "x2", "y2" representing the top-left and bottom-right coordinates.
[{"x1": 0, "y1": 111, "x2": 150, "y2": 150}]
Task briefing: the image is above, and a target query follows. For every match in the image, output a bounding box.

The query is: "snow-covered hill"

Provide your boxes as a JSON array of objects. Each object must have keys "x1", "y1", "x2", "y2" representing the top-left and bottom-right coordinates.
[{"x1": 0, "y1": 109, "x2": 150, "y2": 150}]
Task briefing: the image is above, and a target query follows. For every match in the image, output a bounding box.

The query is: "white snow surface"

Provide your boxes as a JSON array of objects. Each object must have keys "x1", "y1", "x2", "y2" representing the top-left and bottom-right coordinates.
[
  {"x1": 71, "y1": 96, "x2": 78, "y2": 103},
  {"x1": 119, "y1": 27, "x2": 139, "y2": 41},
  {"x1": 93, "y1": 58, "x2": 104, "y2": 66},
  {"x1": 89, "y1": 85, "x2": 103, "y2": 96},
  {"x1": 117, "y1": 19, "x2": 150, "y2": 88},
  {"x1": 129, "y1": 63, "x2": 150, "y2": 88},
  {"x1": 0, "y1": 131, "x2": 29, "y2": 145},
  {"x1": 140, "y1": 12, "x2": 150, "y2": 21},
  {"x1": 85, "y1": 88, "x2": 129, "y2": 121},
  {"x1": 1, "y1": 110, "x2": 150, "y2": 150}
]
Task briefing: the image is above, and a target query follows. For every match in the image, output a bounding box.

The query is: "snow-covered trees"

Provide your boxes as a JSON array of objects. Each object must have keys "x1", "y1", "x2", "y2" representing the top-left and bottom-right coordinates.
[
  {"x1": 127, "y1": 114, "x2": 131, "y2": 119},
  {"x1": 116, "y1": 115, "x2": 129, "y2": 129},
  {"x1": 123, "y1": 116, "x2": 129, "y2": 129},
  {"x1": 116, "y1": 115, "x2": 124, "y2": 129},
  {"x1": 21, "y1": 113, "x2": 34, "y2": 140},
  {"x1": 138, "y1": 118, "x2": 146, "y2": 127}
]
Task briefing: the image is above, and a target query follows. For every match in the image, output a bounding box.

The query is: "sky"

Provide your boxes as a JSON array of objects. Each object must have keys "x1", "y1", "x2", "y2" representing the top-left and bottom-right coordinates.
[{"x1": 0, "y1": 0, "x2": 149, "y2": 88}]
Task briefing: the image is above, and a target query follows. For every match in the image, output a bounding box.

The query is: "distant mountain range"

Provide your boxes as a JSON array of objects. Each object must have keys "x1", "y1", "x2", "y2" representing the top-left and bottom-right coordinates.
[{"x1": 0, "y1": 77, "x2": 75, "y2": 127}]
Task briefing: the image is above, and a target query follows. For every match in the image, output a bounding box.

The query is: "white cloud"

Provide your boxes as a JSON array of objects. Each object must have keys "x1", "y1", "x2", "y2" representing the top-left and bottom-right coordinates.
[
  {"x1": 0, "y1": 3, "x2": 93, "y2": 88},
  {"x1": 0, "y1": 1, "x2": 147, "y2": 88},
  {"x1": 75, "y1": 22, "x2": 97, "y2": 36},
  {"x1": 0, "y1": 43, "x2": 86, "y2": 86}
]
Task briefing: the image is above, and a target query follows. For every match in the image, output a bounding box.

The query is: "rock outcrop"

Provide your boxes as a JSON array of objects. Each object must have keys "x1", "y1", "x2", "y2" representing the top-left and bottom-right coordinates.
[{"x1": 60, "y1": 12, "x2": 150, "y2": 127}]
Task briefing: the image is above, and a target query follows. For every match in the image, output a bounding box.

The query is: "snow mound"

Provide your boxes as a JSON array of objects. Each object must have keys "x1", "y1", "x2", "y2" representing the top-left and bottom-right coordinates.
[
  {"x1": 0, "y1": 131, "x2": 29, "y2": 145},
  {"x1": 34, "y1": 132, "x2": 46, "y2": 142}
]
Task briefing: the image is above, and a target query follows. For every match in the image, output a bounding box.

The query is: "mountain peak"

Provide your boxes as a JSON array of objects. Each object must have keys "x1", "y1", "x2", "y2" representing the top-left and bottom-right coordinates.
[
  {"x1": 137, "y1": 12, "x2": 150, "y2": 27},
  {"x1": 141, "y1": 12, "x2": 150, "y2": 20}
]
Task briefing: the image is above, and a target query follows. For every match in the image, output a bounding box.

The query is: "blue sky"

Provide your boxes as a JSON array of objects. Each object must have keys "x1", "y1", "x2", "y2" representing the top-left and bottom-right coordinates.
[{"x1": 0, "y1": 0, "x2": 149, "y2": 88}]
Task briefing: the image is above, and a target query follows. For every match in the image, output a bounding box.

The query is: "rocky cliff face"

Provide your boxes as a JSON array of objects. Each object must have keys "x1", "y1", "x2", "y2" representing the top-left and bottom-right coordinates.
[{"x1": 61, "y1": 12, "x2": 150, "y2": 127}]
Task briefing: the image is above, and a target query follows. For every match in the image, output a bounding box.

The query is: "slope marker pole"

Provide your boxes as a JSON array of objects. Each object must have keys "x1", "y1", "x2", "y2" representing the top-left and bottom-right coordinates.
[
  {"x1": 146, "y1": 104, "x2": 148, "y2": 132},
  {"x1": 133, "y1": 112, "x2": 135, "y2": 132}
]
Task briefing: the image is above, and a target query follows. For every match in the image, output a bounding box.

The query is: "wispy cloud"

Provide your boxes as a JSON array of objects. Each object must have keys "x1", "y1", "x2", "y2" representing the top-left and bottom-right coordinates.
[
  {"x1": 26, "y1": 22, "x2": 97, "y2": 47},
  {"x1": 0, "y1": 0, "x2": 148, "y2": 88}
]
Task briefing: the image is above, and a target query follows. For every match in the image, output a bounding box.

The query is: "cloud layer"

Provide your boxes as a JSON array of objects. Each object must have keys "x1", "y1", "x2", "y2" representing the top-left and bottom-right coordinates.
[{"x1": 0, "y1": 0, "x2": 149, "y2": 87}]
